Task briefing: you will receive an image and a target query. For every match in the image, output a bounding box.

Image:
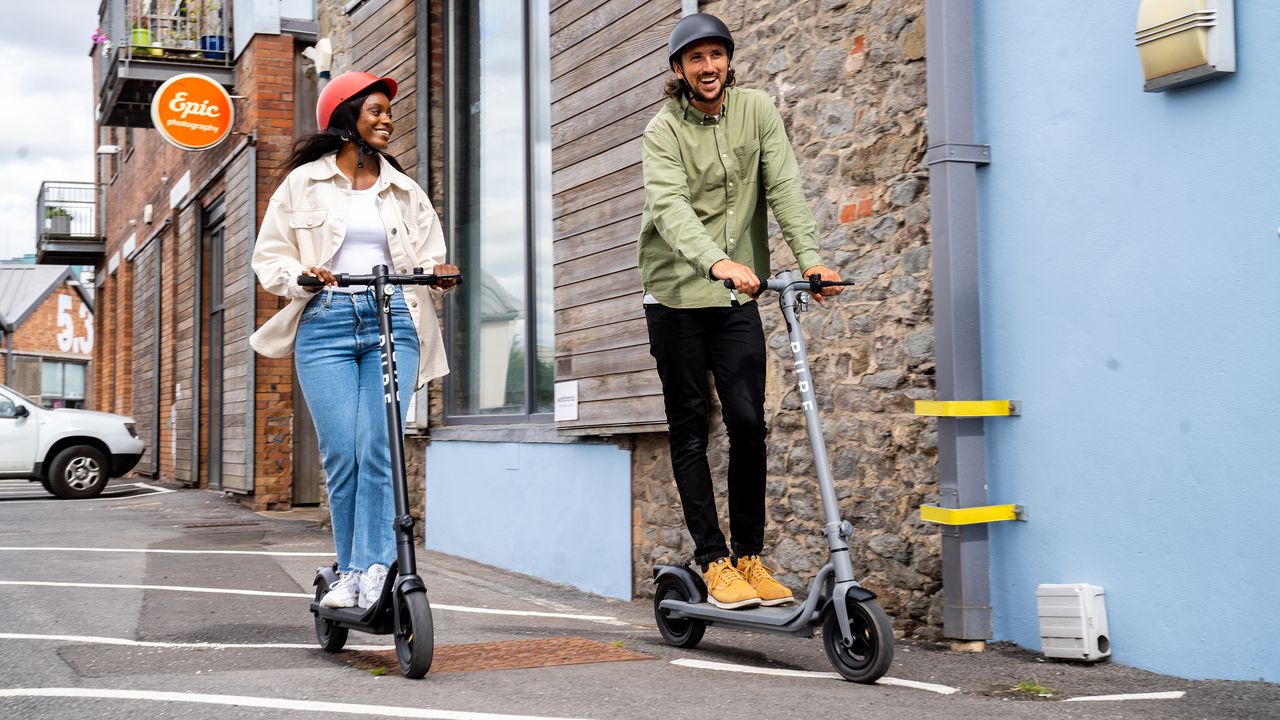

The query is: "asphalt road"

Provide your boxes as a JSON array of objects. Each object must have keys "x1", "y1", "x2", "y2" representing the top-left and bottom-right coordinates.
[{"x1": 0, "y1": 478, "x2": 1275, "y2": 719}]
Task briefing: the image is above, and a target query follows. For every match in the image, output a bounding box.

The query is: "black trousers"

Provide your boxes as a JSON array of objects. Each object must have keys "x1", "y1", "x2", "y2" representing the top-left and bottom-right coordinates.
[{"x1": 645, "y1": 301, "x2": 768, "y2": 567}]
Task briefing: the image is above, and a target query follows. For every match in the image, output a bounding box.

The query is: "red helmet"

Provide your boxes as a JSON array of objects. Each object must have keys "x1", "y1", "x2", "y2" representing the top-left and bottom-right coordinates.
[{"x1": 316, "y1": 71, "x2": 398, "y2": 131}]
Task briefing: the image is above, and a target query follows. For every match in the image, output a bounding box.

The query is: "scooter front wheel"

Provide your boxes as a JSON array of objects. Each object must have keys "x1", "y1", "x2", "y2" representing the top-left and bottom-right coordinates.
[
  {"x1": 395, "y1": 589, "x2": 434, "y2": 678},
  {"x1": 313, "y1": 580, "x2": 349, "y2": 652},
  {"x1": 822, "y1": 598, "x2": 894, "y2": 683},
  {"x1": 653, "y1": 576, "x2": 706, "y2": 649}
]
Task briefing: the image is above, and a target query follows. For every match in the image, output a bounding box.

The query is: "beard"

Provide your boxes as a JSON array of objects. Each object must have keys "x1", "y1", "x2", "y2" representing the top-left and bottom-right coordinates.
[{"x1": 687, "y1": 74, "x2": 725, "y2": 105}]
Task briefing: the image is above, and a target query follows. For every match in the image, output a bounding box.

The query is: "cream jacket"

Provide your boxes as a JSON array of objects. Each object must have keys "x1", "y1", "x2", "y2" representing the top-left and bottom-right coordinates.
[{"x1": 249, "y1": 153, "x2": 449, "y2": 387}]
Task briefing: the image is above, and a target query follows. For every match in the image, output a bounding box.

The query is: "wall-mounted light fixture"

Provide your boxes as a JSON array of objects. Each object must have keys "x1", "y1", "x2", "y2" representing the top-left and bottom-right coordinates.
[
  {"x1": 95, "y1": 144, "x2": 121, "y2": 155},
  {"x1": 1136, "y1": 0, "x2": 1235, "y2": 92}
]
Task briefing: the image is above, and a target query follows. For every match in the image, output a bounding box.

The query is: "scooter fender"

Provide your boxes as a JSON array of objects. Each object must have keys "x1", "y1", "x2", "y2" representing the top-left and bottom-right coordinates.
[
  {"x1": 313, "y1": 565, "x2": 340, "y2": 590},
  {"x1": 652, "y1": 564, "x2": 707, "y2": 604},
  {"x1": 311, "y1": 565, "x2": 341, "y2": 612},
  {"x1": 394, "y1": 573, "x2": 427, "y2": 595}
]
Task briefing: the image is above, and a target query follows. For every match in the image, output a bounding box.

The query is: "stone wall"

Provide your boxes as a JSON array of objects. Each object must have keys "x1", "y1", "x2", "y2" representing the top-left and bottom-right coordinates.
[{"x1": 631, "y1": 0, "x2": 941, "y2": 640}]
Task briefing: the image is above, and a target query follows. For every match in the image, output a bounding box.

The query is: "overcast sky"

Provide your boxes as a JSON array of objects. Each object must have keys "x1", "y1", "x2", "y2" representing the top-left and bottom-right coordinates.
[{"x1": 0, "y1": 3, "x2": 98, "y2": 260}]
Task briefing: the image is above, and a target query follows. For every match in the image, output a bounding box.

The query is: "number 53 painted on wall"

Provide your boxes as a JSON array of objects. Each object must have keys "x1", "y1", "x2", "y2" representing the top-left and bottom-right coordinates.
[{"x1": 56, "y1": 294, "x2": 94, "y2": 354}]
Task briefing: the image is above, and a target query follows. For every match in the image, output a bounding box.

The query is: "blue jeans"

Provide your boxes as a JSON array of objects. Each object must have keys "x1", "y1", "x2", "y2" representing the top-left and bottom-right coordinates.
[{"x1": 294, "y1": 288, "x2": 420, "y2": 573}]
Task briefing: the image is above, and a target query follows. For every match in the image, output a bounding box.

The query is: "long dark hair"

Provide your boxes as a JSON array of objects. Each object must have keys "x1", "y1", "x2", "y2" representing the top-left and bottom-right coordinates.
[
  {"x1": 662, "y1": 65, "x2": 736, "y2": 101},
  {"x1": 280, "y1": 85, "x2": 404, "y2": 180}
]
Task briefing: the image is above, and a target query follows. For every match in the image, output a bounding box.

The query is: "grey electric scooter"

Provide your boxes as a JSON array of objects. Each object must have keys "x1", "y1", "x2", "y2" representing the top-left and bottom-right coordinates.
[
  {"x1": 651, "y1": 270, "x2": 894, "y2": 684},
  {"x1": 298, "y1": 264, "x2": 460, "y2": 679}
]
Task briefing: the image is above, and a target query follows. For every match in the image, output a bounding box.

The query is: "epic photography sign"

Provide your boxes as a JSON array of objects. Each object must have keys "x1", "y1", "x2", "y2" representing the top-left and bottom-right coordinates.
[{"x1": 150, "y1": 73, "x2": 234, "y2": 151}]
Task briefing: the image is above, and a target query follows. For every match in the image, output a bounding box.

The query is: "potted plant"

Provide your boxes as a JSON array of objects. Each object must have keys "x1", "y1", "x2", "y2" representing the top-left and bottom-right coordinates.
[
  {"x1": 192, "y1": 0, "x2": 227, "y2": 60},
  {"x1": 130, "y1": 0, "x2": 162, "y2": 57},
  {"x1": 46, "y1": 207, "x2": 72, "y2": 235}
]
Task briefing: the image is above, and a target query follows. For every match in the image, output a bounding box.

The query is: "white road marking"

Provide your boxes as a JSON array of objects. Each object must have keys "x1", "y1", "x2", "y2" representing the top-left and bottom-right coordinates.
[
  {"x1": 1065, "y1": 691, "x2": 1186, "y2": 702},
  {"x1": 0, "y1": 481, "x2": 173, "y2": 504},
  {"x1": 0, "y1": 546, "x2": 332, "y2": 557},
  {"x1": 0, "y1": 580, "x2": 624, "y2": 625},
  {"x1": 431, "y1": 603, "x2": 627, "y2": 626},
  {"x1": 0, "y1": 632, "x2": 392, "y2": 651},
  {"x1": 0, "y1": 579, "x2": 311, "y2": 598},
  {"x1": 671, "y1": 658, "x2": 959, "y2": 695},
  {"x1": 0, "y1": 688, "x2": 597, "y2": 719}
]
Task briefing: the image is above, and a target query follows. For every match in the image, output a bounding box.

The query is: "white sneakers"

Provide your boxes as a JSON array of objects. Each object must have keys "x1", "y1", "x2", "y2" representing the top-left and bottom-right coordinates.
[
  {"x1": 319, "y1": 570, "x2": 360, "y2": 608},
  {"x1": 319, "y1": 564, "x2": 391, "y2": 609},
  {"x1": 360, "y1": 564, "x2": 389, "y2": 609}
]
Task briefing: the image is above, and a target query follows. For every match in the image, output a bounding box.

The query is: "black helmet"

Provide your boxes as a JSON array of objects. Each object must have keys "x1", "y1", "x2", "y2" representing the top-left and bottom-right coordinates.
[{"x1": 668, "y1": 13, "x2": 734, "y2": 65}]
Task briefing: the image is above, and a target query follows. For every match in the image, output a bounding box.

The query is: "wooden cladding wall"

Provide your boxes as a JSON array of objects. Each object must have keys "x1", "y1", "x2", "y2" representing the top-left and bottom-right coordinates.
[
  {"x1": 131, "y1": 240, "x2": 159, "y2": 475},
  {"x1": 551, "y1": 0, "x2": 680, "y2": 433},
  {"x1": 341, "y1": 0, "x2": 421, "y2": 178}
]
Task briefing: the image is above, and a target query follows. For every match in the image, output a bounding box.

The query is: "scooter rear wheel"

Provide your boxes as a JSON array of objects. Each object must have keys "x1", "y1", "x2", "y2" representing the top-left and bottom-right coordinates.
[
  {"x1": 395, "y1": 589, "x2": 434, "y2": 678},
  {"x1": 653, "y1": 576, "x2": 706, "y2": 648},
  {"x1": 313, "y1": 581, "x2": 349, "y2": 652},
  {"x1": 822, "y1": 598, "x2": 894, "y2": 683}
]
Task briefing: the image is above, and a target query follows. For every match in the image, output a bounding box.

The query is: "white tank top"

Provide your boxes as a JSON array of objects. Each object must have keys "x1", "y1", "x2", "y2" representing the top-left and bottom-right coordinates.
[{"x1": 329, "y1": 185, "x2": 392, "y2": 291}]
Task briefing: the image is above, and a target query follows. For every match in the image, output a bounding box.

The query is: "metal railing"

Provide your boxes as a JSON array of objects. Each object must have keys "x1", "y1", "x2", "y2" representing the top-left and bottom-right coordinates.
[
  {"x1": 36, "y1": 182, "x2": 100, "y2": 241},
  {"x1": 98, "y1": 0, "x2": 232, "y2": 83}
]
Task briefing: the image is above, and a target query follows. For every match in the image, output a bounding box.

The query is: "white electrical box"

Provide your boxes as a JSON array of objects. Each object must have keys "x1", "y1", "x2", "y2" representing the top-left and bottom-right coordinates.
[{"x1": 1036, "y1": 583, "x2": 1111, "y2": 662}]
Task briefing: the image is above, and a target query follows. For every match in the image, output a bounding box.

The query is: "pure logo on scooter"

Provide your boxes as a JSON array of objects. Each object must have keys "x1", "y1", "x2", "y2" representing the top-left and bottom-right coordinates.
[{"x1": 792, "y1": 341, "x2": 814, "y2": 411}]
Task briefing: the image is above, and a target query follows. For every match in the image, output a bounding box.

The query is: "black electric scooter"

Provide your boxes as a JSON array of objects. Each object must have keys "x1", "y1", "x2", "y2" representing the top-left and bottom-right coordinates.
[
  {"x1": 298, "y1": 264, "x2": 460, "y2": 679},
  {"x1": 652, "y1": 270, "x2": 895, "y2": 683}
]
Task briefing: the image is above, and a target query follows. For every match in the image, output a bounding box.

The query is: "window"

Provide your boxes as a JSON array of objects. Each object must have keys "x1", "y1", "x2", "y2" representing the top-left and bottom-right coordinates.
[
  {"x1": 40, "y1": 360, "x2": 87, "y2": 409},
  {"x1": 444, "y1": 0, "x2": 553, "y2": 421}
]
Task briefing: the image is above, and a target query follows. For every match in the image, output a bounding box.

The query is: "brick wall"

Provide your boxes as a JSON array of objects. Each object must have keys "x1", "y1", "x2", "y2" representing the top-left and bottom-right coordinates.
[
  {"x1": 10, "y1": 285, "x2": 94, "y2": 358},
  {"x1": 94, "y1": 31, "x2": 307, "y2": 509}
]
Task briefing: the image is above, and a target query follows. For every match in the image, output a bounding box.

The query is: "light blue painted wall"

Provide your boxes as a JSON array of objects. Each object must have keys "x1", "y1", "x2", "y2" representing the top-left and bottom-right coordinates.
[
  {"x1": 423, "y1": 440, "x2": 633, "y2": 600},
  {"x1": 973, "y1": 2, "x2": 1280, "y2": 681}
]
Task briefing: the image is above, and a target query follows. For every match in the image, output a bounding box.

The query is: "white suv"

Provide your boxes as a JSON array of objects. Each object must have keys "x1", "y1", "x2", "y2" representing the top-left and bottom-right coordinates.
[{"x1": 0, "y1": 384, "x2": 145, "y2": 499}]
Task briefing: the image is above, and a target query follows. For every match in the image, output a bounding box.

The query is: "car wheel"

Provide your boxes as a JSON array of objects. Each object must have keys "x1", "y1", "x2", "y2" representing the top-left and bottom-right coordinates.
[{"x1": 47, "y1": 445, "x2": 110, "y2": 499}]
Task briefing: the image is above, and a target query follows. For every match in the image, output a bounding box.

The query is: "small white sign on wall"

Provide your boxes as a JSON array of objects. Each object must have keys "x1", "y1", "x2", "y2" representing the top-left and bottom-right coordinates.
[{"x1": 554, "y1": 380, "x2": 579, "y2": 422}]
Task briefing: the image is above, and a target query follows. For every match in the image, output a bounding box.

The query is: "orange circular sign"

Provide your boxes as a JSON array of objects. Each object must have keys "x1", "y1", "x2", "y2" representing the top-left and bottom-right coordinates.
[{"x1": 150, "y1": 73, "x2": 234, "y2": 150}]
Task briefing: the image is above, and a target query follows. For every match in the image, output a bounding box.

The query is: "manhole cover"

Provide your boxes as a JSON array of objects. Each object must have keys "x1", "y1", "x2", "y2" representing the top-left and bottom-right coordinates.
[{"x1": 343, "y1": 636, "x2": 651, "y2": 674}]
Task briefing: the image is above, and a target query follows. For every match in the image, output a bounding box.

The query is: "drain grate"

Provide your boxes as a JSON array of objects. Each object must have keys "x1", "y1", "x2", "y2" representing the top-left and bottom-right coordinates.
[{"x1": 342, "y1": 636, "x2": 652, "y2": 674}]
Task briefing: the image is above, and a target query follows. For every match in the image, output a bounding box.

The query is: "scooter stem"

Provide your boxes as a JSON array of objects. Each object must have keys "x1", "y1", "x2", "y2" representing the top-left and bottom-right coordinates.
[
  {"x1": 774, "y1": 271, "x2": 856, "y2": 586},
  {"x1": 372, "y1": 264, "x2": 417, "y2": 578}
]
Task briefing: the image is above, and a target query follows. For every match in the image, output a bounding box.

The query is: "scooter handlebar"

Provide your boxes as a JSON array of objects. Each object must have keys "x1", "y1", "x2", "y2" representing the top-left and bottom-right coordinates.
[
  {"x1": 723, "y1": 273, "x2": 855, "y2": 295},
  {"x1": 298, "y1": 272, "x2": 463, "y2": 288}
]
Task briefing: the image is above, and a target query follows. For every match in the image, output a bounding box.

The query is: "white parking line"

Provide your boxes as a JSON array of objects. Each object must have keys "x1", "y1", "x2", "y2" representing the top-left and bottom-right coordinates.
[
  {"x1": 1065, "y1": 691, "x2": 1186, "y2": 702},
  {"x1": 0, "y1": 632, "x2": 392, "y2": 651},
  {"x1": 0, "y1": 688, "x2": 597, "y2": 719},
  {"x1": 0, "y1": 546, "x2": 333, "y2": 557},
  {"x1": 0, "y1": 580, "x2": 625, "y2": 625},
  {"x1": 671, "y1": 658, "x2": 959, "y2": 695}
]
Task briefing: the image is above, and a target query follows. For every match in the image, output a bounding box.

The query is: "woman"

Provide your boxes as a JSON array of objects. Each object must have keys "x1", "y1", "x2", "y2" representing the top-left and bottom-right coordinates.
[{"x1": 250, "y1": 71, "x2": 458, "y2": 609}]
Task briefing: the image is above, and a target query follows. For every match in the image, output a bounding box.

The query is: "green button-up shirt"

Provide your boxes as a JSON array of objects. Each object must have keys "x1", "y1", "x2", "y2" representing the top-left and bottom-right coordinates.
[{"x1": 637, "y1": 86, "x2": 823, "y2": 308}]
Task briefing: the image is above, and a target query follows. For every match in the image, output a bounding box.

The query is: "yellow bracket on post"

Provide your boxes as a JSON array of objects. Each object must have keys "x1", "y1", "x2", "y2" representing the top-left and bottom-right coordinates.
[
  {"x1": 920, "y1": 504, "x2": 1024, "y2": 526},
  {"x1": 914, "y1": 400, "x2": 1019, "y2": 417}
]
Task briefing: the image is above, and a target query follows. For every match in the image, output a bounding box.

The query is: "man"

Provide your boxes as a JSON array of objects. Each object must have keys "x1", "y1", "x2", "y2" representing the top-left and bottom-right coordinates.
[{"x1": 638, "y1": 13, "x2": 845, "y2": 610}]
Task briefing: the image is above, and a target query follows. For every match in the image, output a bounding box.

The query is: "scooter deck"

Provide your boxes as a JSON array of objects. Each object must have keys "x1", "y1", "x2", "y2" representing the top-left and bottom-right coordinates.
[
  {"x1": 312, "y1": 601, "x2": 394, "y2": 634},
  {"x1": 659, "y1": 598, "x2": 821, "y2": 636}
]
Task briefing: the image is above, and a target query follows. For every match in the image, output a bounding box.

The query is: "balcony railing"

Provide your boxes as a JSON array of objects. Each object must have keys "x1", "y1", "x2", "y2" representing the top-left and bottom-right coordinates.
[
  {"x1": 97, "y1": 0, "x2": 234, "y2": 128},
  {"x1": 36, "y1": 182, "x2": 104, "y2": 266}
]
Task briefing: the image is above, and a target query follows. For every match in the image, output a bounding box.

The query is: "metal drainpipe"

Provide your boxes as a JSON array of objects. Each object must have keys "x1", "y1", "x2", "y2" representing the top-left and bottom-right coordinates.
[
  {"x1": 246, "y1": 136, "x2": 257, "y2": 495},
  {"x1": 924, "y1": 0, "x2": 993, "y2": 641},
  {"x1": 2, "y1": 326, "x2": 11, "y2": 383}
]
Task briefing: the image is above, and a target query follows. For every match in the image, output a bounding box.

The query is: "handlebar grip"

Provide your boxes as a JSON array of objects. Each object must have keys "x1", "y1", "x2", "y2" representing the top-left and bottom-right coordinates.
[
  {"x1": 298, "y1": 274, "x2": 324, "y2": 287},
  {"x1": 722, "y1": 276, "x2": 767, "y2": 291}
]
